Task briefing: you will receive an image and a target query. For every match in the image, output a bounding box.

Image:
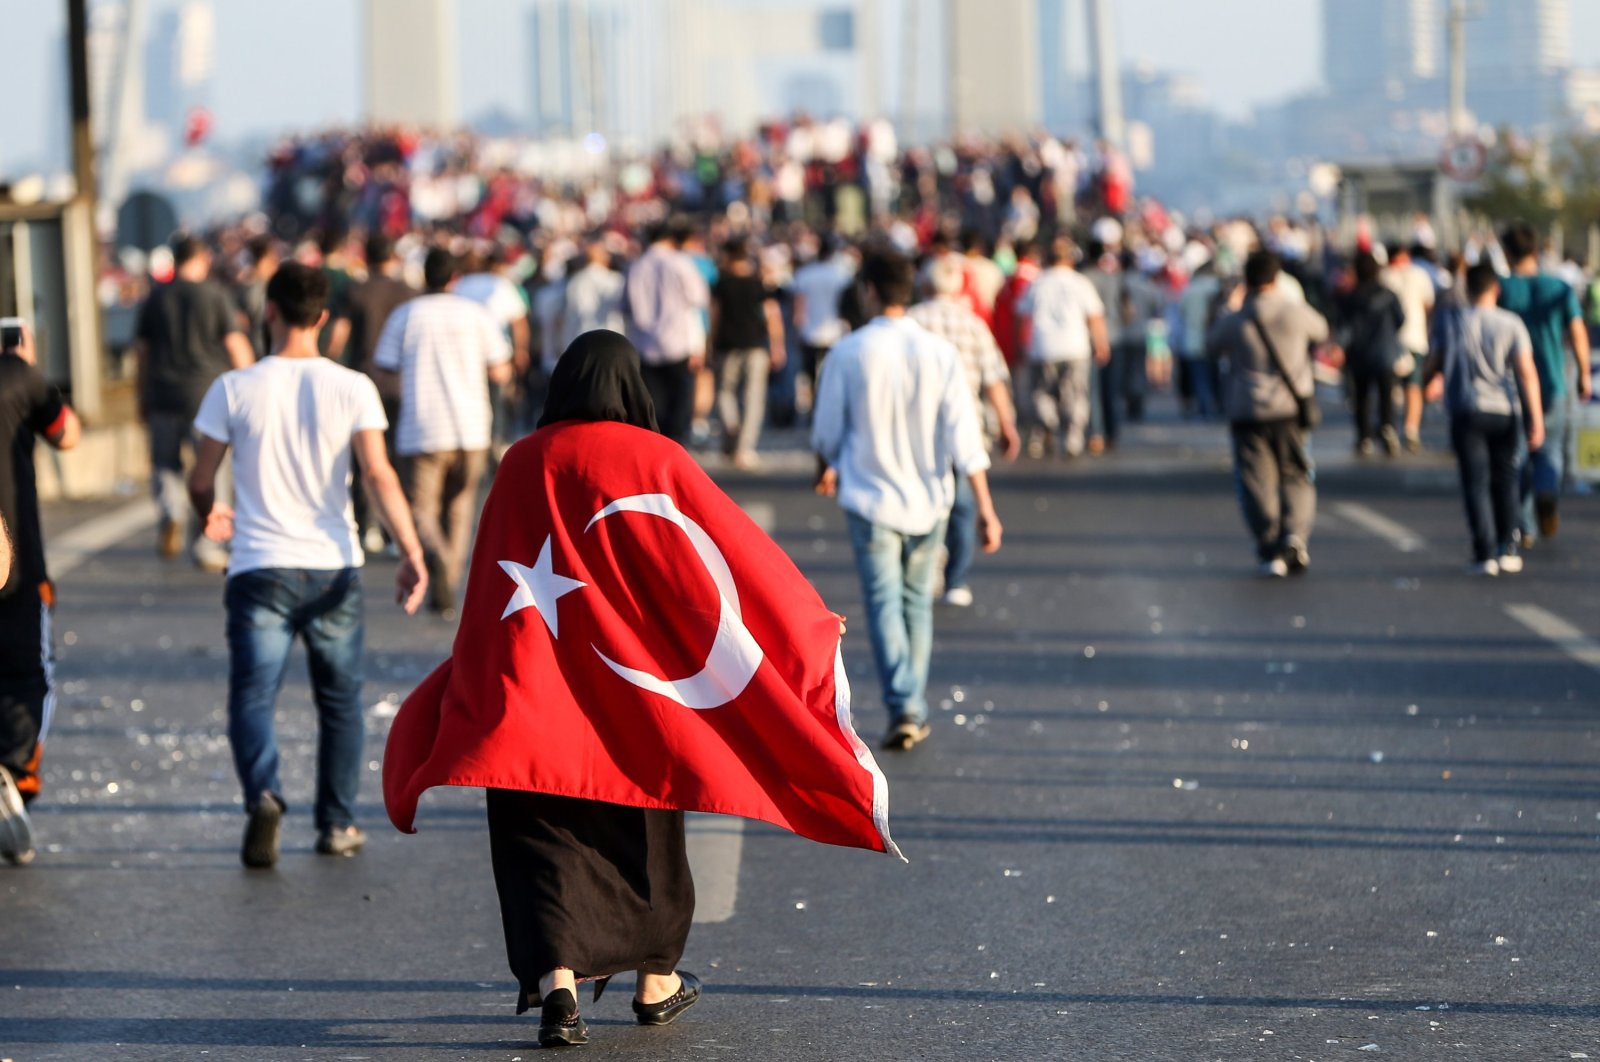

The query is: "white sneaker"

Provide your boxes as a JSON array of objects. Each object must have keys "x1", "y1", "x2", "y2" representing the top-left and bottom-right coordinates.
[
  {"x1": 941, "y1": 586, "x2": 974, "y2": 608},
  {"x1": 1497, "y1": 553, "x2": 1524, "y2": 574},
  {"x1": 1468, "y1": 559, "x2": 1500, "y2": 577},
  {"x1": 362, "y1": 526, "x2": 387, "y2": 555},
  {"x1": 0, "y1": 765, "x2": 35, "y2": 866},
  {"x1": 1259, "y1": 558, "x2": 1289, "y2": 578}
]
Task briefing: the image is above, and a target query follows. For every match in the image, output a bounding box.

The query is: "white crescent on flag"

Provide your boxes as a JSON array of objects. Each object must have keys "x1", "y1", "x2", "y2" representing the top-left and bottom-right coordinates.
[{"x1": 583, "y1": 493, "x2": 766, "y2": 710}]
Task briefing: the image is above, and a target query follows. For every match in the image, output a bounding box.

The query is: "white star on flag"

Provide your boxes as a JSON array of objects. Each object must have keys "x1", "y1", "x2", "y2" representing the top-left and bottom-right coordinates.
[{"x1": 499, "y1": 537, "x2": 587, "y2": 637}]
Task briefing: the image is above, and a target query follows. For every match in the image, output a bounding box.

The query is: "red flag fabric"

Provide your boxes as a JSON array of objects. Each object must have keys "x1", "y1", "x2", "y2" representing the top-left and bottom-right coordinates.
[{"x1": 383, "y1": 421, "x2": 901, "y2": 858}]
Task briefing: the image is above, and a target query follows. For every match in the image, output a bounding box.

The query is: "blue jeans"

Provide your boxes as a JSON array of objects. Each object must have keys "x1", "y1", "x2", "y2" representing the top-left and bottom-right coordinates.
[
  {"x1": 944, "y1": 474, "x2": 977, "y2": 591},
  {"x1": 845, "y1": 513, "x2": 946, "y2": 726},
  {"x1": 225, "y1": 568, "x2": 366, "y2": 829},
  {"x1": 1520, "y1": 393, "x2": 1572, "y2": 539}
]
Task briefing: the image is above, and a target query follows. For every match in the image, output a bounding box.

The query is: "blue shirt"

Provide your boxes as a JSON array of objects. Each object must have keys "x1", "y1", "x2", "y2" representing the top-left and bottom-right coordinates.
[{"x1": 1498, "y1": 273, "x2": 1580, "y2": 404}]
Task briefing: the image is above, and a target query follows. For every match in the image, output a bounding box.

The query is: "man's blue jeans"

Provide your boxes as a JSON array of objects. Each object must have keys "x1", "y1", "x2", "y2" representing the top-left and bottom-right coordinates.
[
  {"x1": 1520, "y1": 393, "x2": 1572, "y2": 540},
  {"x1": 845, "y1": 513, "x2": 946, "y2": 727},
  {"x1": 225, "y1": 568, "x2": 365, "y2": 830},
  {"x1": 944, "y1": 473, "x2": 978, "y2": 592}
]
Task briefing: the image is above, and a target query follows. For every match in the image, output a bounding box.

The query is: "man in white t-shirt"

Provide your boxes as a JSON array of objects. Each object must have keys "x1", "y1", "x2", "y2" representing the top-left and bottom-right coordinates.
[
  {"x1": 792, "y1": 238, "x2": 856, "y2": 393},
  {"x1": 374, "y1": 248, "x2": 513, "y2": 617},
  {"x1": 188, "y1": 263, "x2": 427, "y2": 870},
  {"x1": 1017, "y1": 237, "x2": 1111, "y2": 456},
  {"x1": 1382, "y1": 245, "x2": 1436, "y2": 451},
  {"x1": 455, "y1": 244, "x2": 531, "y2": 452}
]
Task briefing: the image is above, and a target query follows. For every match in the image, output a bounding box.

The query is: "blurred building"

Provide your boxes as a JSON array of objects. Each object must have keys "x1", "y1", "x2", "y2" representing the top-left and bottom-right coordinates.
[
  {"x1": 1323, "y1": 0, "x2": 1438, "y2": 99},
  {"x1": 364, "y1": 0, "x2": 459, "y2": 127},
  {"x1": 524, "y1": 0, "x2": 867, "y2": 148},
  {"x1": 949, "y1": 0, "x2": 1038, "y2": 134}
]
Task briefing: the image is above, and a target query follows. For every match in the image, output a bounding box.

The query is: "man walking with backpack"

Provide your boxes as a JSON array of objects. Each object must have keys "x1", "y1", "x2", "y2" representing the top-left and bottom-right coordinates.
[{"x1": 1208, "y1": 251, "x2": 1330, "y2": 577}]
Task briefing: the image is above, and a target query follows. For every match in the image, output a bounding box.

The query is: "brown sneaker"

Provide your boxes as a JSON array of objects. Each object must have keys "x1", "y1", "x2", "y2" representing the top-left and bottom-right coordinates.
[
  {"x1": 1535, "y1": 494, "x2": 1559, "y2": 539},
  {"x1": 315, "y1": 825, "x2": 367, "y2": 857},
  {"x1": 158, "y1": 518, "x2": 182, "y2": 558},
  {"x1": 881, "y1": 720, "x2": 931, "y2": 751}
]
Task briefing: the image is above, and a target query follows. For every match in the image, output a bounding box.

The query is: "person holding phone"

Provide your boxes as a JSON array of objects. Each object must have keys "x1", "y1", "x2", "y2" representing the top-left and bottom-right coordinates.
[{"x1": 0, "y1": 319, "x2": 81, "y2": 866}]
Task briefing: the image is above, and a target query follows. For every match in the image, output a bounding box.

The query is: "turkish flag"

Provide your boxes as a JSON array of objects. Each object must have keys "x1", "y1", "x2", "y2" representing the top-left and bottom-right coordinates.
[{"x1": 383, "y1": 421, "x2": 900, "y2": 857}]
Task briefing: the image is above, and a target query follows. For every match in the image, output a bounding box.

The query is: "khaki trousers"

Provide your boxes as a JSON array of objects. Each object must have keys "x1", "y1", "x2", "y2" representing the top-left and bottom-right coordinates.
[{"x1": 401, "y1": 449, "x2": 489, "y2": 613}]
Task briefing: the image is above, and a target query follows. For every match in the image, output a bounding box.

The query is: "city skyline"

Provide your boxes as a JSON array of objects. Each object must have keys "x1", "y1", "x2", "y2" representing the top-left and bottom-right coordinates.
[{"x1": 6, "y1": 0, "x2": 1600, "y2": 178}]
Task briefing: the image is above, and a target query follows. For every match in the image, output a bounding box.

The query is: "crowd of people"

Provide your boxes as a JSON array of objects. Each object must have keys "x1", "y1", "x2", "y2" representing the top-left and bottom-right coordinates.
[{"x1": 1, "y1": 116, "x2": 1596, "y2": 1047}]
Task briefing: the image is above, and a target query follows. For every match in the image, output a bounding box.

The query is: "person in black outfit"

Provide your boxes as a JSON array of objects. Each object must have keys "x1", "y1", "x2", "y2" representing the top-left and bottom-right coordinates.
[
  {"x1": 0, "y1": 321, "x2": 81, "y2": 866},
  {"x1": 710, "y1": 237, "x2": 785, "y2": 467},
  {"x1": 328, "y1": 233, "x2": 417, "y2": 549},
  {"x1": 1337, "y1": 252, "x2": 1406, "y2": 456},
  {"x1": 136, "y1": 234, "x2": 254, "y2": 564}
]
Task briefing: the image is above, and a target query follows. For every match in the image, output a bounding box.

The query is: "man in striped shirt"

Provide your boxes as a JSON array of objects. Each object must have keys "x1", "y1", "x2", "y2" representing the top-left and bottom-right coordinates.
[
  {"x1": 375, "y1": 249, "x2": 513, "y2": 618},
  {"x1": 908, "y1": 255, "x2": 1020, "y2": 607}
]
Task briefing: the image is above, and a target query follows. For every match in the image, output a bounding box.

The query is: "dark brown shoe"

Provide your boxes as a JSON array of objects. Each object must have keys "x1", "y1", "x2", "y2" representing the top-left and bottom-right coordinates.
[{"x1": 632, "y1": 971, "x2": 701, "y2": 1026}]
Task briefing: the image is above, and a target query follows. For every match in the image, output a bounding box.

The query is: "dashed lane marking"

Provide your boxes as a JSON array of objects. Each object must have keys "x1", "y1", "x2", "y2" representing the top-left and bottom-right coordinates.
[
  {"x1": 46, "y1": 498, "x2": 159, "y2": 579},
  {"x1": 686, "y1": 498, "x2": 773, "y2": 923},
  {"x1": 1506, "y1": 604, "x2": 1600, "y2": 676},
  {"x1": 1330, "y1": 501, "x2": 1428, "y2": 553}
]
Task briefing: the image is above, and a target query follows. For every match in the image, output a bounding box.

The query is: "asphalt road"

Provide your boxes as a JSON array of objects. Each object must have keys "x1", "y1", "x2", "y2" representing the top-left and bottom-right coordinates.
[{"x1": 4, "y1": 410, "x2": 1599, "y2": 1061}]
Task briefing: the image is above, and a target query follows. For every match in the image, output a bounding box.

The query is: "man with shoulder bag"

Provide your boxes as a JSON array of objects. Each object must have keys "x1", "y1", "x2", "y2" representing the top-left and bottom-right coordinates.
[{"x1": 1207, "y1": 251, "x2": 1330, "y2": 577}]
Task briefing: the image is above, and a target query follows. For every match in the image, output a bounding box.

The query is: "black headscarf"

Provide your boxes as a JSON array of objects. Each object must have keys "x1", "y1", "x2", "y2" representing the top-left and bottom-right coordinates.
[{"x1": 536, "y1": 329, "x2": 659, "y2": 433}]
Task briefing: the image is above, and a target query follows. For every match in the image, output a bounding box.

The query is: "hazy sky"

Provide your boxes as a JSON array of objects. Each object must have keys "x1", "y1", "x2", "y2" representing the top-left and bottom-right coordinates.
[{"x1": 6, "y1": 0, "x2": 1600, "y2": 171}]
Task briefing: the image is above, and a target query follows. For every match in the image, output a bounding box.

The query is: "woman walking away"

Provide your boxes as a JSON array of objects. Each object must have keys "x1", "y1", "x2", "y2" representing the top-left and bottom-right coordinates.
[
  {"x1": 1337, "y1": 252, "x2": 1406, "y2": 457},
  {"x1": 384, "y1": 330, "x2": 900, "y2": 1049}
]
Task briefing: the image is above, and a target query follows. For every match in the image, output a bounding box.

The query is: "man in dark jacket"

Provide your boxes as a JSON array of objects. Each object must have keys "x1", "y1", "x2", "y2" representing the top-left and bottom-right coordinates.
[
  {"x1": 1338, "y1": 252, "x2": 1406, "y2": 456},
  {"x1": 1208, "y1": 251, "x2": 1330, "y2": 577}
]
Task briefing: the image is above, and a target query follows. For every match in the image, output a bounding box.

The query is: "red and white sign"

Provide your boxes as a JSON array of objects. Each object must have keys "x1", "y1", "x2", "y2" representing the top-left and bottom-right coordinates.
[{"x1": 1440, "y1": 133, "x2": 1488, "y2": 182}]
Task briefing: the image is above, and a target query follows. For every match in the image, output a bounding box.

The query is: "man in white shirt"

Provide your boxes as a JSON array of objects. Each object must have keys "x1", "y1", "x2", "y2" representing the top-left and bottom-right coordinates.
[
  {"x1": 456, "y1": 244, "x2": 532, "y2": 453},
  {"x1": 188, "y1": 263, "x2": 427, "y2": 869},
  {"x1": 792, "y1": 237, "x2": 856, "y2": 398},
  {"x1": 1018, "y1": 237, "x2": 1111, "y2": 457},
  {"x1": 812, "y1": 254, "x2": 1003, "y2": 751},
  {"x1": 1382, "y1": 245, "x2": 1436, "y2": 452},
  {"x1": 374, "y1": 249, "x2": 513, "y2": 617},
  {"x1": 626, "y1": 220, "x2": 710, "y2": 444}
]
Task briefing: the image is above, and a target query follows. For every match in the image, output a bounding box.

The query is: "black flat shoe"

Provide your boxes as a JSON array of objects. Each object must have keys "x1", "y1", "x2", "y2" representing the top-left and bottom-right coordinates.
[
  {"x1": 632, "y1": 971, "x2": 701, "y2": 1026},
  {"x1": 539, "y1": 988, "x2": 589, "y2": 1047}
]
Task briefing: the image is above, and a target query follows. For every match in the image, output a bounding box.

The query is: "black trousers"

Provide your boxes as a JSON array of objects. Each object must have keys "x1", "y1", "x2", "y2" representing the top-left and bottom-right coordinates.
[
  {"x1": 0, "y1": 586, "x2": 51, "y2": 803},
  {"x1": 1350, "y1": 365, "x2": 1396, "y2": 444},
  {"x1": 1450, "y1": 411, "x2": 1520, "y2": 562},
  {"x1": 641, "y1": 360, "x2": 696, "y2": 445}
]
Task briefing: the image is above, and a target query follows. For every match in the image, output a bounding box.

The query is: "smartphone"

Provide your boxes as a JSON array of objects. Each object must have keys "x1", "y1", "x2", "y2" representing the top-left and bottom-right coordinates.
[{"x1": 0, "y1": 317, "x2": 23, "y2": 351}]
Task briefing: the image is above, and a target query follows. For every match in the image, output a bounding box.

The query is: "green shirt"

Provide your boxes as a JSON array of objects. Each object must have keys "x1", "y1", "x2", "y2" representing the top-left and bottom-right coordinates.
[{"x1": 1498, "y1": 273, "x2": 1580, "y2": 405}]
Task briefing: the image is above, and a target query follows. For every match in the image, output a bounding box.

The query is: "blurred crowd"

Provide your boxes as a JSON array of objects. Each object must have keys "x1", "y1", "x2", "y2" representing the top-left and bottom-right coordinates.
[{"x1": 116, "y1": 117, "x2": 1600, "y2": 566}]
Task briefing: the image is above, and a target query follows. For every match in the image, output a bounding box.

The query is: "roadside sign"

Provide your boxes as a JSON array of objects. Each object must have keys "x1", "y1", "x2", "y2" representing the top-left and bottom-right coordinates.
[{"x1": 1439, "y1": 134, "x2": 1488, "y2": 182}]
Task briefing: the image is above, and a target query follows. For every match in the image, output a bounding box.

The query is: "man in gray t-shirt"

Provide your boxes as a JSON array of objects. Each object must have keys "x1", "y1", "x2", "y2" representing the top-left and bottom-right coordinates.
[{"x1": 1424, "y1": 264, "x2": 1545, "y2": 574}]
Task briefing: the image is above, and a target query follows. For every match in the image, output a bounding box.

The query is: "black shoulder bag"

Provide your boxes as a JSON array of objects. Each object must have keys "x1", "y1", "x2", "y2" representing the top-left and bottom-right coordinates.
[{"x1": 1248, "y1": 312, "x2": 1320, "y2": 431}]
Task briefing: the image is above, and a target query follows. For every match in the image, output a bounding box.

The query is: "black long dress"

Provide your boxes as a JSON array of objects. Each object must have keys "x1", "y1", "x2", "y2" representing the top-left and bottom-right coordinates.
[
  {"x1": 485, "y1": 331, "x2": 693, "y2": 1013},
  {"x1": 487, "y1": 790, "x2": 695, "y2": 1012}
]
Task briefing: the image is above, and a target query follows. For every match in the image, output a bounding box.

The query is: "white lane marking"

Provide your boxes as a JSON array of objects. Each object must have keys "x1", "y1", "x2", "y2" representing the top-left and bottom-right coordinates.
[
  {"x1": 684, "y1": 497, "x2": 772, "y2": 924},
  {"x1": 46, "y1": 498, "x2": 159, "y2": 579},
  {"x1": 742, "y1": 501, "x2": 776, "y2": 533},
  {"x1": 688, "y1": 813, "x2": 746, "y2": 924},
  {"x1": 1506, "y1": 604, "x2": 1600, "y2": 675},
  {"x1": 1331, "y1": 501, "x2": 1427, "y2": 553}
]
